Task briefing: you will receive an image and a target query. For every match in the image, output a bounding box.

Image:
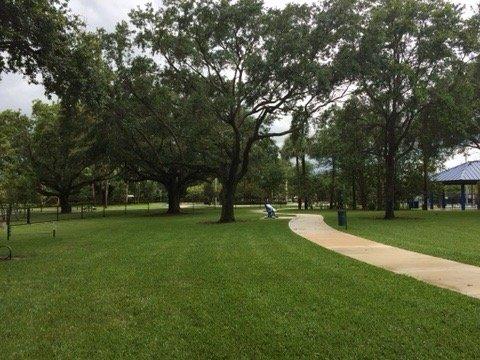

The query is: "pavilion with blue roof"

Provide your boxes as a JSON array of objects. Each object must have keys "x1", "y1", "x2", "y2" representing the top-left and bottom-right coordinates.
[{"x1": 434, "y1": 161, "x2": 480, "y2": 210}]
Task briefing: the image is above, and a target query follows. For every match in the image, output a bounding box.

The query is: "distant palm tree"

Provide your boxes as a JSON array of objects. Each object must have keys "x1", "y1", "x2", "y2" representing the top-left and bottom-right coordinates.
[{"x1": 281, "y1": 115, "x2": 310, "y2": 210}]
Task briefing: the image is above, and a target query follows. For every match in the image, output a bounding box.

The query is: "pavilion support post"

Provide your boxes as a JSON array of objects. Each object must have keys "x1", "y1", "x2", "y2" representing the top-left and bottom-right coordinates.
[
  {"x1": 461, "y1": 184, "x2": 466, "y2": 211},
  {"x1": 441, "y1": 189, "x2": 446, "y2": 209},
  {"x1": 477, "y1": 182, "x2": 480, "y2": 210}
]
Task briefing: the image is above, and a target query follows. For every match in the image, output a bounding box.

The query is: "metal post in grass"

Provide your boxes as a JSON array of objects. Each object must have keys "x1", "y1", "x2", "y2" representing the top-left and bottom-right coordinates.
[
  {"x1": 461, "y1": 184, "x2": 466, "y2": 211},
  {"x1": 52, "y1": 221, "x2": 57, "y2": 238},
  {"x1": 26, "y1": 207, "x2": 31, "y2": 224},
  {"x1": 477, "y1": 182, "x2": 480, "y2": 210}
]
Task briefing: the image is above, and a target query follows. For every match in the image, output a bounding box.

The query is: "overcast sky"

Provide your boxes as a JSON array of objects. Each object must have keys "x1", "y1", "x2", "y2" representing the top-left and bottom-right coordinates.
[{"x1": 1, "y1": 0, "x2": 479, "y2": 167}]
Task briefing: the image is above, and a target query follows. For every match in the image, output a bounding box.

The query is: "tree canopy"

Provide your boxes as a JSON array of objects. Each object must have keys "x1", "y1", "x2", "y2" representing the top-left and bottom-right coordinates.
[
  {"x1": 0, "y1": 0, "x2": 80, "y2": 80},
  {"x1": 26, "y1": 101, "x2": 109, "y2": 213}
]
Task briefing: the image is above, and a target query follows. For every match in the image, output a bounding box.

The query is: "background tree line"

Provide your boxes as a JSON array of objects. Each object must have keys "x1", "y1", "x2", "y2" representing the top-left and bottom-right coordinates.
[{"x1": 1, "y1": 0, "x2": 479, "y2": 222}]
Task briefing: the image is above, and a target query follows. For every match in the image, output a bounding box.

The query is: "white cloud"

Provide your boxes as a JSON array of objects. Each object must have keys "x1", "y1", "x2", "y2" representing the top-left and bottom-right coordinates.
[
  {"x1": 445, "y1": 149, "x2": 480, "y2": 168},
  {"x1": 69, "y1": 0, "x2": 153, "y2": 31},
  {"x1": 0, "y1": 73, "x2": 48, "y2": 115}
]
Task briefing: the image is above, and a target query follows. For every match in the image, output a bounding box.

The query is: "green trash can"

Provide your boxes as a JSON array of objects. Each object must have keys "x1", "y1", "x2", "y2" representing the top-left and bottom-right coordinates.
[{"x1": 338, "y1": 209, "x2": 347, "y2": 227}]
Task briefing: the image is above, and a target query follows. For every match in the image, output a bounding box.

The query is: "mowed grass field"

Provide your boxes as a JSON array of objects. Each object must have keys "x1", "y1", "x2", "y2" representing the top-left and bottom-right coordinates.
[
  {"x1": 322, "y1": 210, "x2": 480, "y2": 267},
  {"x1": 1, "y1": 208, "x2": 480, "y2": 358}
]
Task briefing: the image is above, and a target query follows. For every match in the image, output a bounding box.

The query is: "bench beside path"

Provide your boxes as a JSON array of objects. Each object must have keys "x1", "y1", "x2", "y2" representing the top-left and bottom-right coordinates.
[{"x1": 289, "y1": 214, "x2": 480, "y2": 300}]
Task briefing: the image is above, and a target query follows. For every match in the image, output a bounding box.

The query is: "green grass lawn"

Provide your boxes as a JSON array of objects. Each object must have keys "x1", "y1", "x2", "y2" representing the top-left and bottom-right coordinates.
[
  {"x1": 2, "y1": 208, "x2": 480, "y2": 358},
  {"x1": 321, "y1": 210, "x2": 480, "y2": 267}
]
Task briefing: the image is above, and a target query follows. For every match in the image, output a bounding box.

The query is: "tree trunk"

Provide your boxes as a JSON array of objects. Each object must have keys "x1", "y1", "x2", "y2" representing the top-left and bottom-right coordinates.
[
  {"x1": 285, "y1": 180, "x2": 288, "y2": 204},
  {"x1": 358, "y1": 168, "x2": 367, "y2": 210},
  {"x1": 103, "y1": 180, "x2": 109, "y2": 208},
  {"x1": 352, "y1": 176, "x2": 357, "y2": 210},
  {"x1": 166, "y1": 180, "x2": 182, "y2": 214},
  {"x1": 167, "y1": 190, "x2": 181, "y2": 214},
  {"x1": 136, "y1": 183, "x2": 141, "y2": 204},
  {"x1": 6, "y1": 203, "x2": 12, "y2": 225},
  {"x1": 219, "y1": 180, "x2": 236, "y2": 223},
  {"x1": 301, "y1": 155, "x2": 308, "y2": 210},
  {"x1": 329, "y1": 157, "x2": 336, "y2": 210},
  {"x1": 422, "y1": 155, "x2": 429, "y2": 211},
  {"x1": 92, "y1": 182, "x2": 96, "y2": 206},
  {"x1": 59, "y1": 194, "x2": 72, "y2": 214},
  {"x1": 384, "y1": 153, "x2": 396, "y2": 219},
  {"x1": 384, "y1": 100, "x2": 399, "y2": 220},
  {"x1": 295, "y1": 156, "x2": 301, "y2": 210},
  {"x1": 375, "y1": 159, "x2": 383, "y2": 211},
  {"x1": 125, "y1": 183, "x2": 129, "y2": 207}
]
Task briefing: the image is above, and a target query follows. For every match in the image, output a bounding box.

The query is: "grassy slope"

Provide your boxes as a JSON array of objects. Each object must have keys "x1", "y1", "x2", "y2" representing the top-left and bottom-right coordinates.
[
  {"x1": 1, "y1": 208, "x2": 480, "y2": 359},
  {"x1": 322, "y1": 210, "x2": 480, "y2": 267}
]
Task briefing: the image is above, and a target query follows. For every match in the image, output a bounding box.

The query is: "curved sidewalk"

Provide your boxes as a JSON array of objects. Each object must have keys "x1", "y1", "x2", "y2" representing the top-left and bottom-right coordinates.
[{"x1": 289, "y1": 214, "x2": 480, "y2": 300}]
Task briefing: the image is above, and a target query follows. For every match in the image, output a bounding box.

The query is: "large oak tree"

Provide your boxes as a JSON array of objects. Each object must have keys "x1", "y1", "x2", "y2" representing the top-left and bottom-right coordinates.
[
  {"x1": 102, "y1": 23, "x2": 218, "y2": 214},
  {"x1": 27, "y1": 101, "x2": 108, "y2": 213},
  {"x1": 129, "y1": 0, "x2": 357, "y2": 222}
]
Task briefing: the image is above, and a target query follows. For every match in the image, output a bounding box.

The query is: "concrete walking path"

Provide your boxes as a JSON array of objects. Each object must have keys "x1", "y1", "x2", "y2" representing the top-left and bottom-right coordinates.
[{"x1": 289, "y1": 214, "x2": 480, "y2": 300}]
